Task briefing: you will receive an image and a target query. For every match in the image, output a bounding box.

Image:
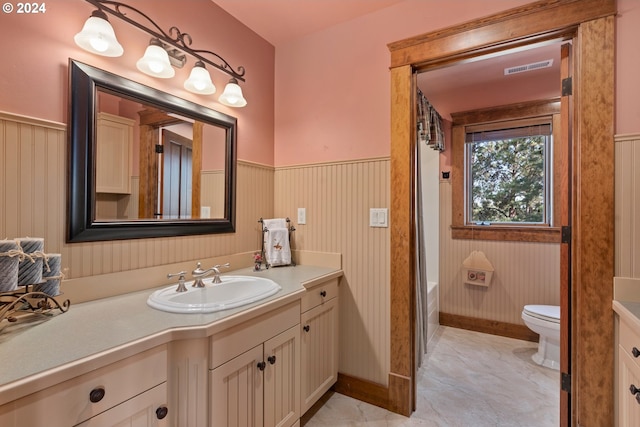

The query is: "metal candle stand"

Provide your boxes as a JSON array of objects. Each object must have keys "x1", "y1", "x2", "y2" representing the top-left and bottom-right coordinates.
[{"x1": 0, "y1": 284, "x2": 71, "y2": 329}]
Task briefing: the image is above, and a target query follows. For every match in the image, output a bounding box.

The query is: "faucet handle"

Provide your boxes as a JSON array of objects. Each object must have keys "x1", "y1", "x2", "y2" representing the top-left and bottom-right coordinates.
[
  {"x1": 167, "y1": 271, "x2": 188, "y2": 292},
  {"x1": 211, "y1": 263, "x2": 230, "y2": 284}
]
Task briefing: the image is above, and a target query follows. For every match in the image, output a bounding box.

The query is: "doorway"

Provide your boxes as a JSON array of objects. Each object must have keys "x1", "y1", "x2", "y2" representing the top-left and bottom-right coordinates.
[
  {"x1": 160, "y1": 129, "x2": 193, "y2": 219},
  {"x1": 387, "y1": 1, "x2": 615, "y2": 425},
  {"x1": 414, "y1": 40, "x2": 566, "y2": 425}
]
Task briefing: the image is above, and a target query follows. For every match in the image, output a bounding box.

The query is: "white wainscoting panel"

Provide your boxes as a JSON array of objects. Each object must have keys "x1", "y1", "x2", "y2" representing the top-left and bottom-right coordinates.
[
  {"x1": 274, "y1": 158, "x2": 390, "y2": 386},
  {"x1": 615, "y1": 134, "x2": 640, "y2": 277},
  {"x1": 439, "y1": 181, "x2": 561, "y2": 325}
]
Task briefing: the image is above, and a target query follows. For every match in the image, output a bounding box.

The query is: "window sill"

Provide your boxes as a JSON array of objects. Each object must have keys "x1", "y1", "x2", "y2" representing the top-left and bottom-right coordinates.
[{"x1": 450, "y1": 225, "x2": 562, "y2": 243}]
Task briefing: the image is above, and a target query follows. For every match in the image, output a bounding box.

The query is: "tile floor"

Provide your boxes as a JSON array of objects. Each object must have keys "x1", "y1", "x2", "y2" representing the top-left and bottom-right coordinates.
[{"x1": 302, "y1": 326, "x2": 559, "y2": 426}]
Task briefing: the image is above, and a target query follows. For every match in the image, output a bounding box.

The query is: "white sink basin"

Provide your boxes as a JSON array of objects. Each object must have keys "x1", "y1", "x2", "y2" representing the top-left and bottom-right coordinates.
[{"x1": 147, "y1": 276, "x2": 282, "y2": 314}]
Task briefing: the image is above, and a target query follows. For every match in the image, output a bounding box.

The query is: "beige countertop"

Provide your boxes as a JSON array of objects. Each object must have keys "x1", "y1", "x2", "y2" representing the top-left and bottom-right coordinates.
[
  {"x1": 613, "y1": 277, "x2": 640, "y2": 331},
  {"x1": 0, "y1": 265, "x2": 342, "y2": 406},
  {"x1": 614, "y1": 301, "x2": 640, "y2": 328}
]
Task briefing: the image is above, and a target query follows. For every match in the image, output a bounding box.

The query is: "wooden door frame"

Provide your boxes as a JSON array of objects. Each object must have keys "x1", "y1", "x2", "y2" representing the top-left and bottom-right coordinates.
[{"x1": 387, "y1": 0, "x2": 615, "y2": 424}]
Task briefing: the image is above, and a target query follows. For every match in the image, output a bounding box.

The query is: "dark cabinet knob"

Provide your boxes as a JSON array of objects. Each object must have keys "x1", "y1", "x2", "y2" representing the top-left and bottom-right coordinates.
[
  {"x1": 89, "y1": 386, "x2": 105, "y2": 403},
  {"x1": 630, "y1": 384, "x2": 640, "y2": 395},
  {"x1": 320, "y1": 290, "x2": 327, "y2": 297},
  {"x1": 303, "y1": 325, "x2": 310, "y2": 332},
  {"x1": 633, "y1": 347, "x2": 640, "y2": 358},
  {"x1": 637, "y1": 394, "x2": 640, "y2": 405},
  {"x1": 257, "y1": 361, "x2": 266, "y2": 371},
  {"x1": 268, "y1": 355, "x2": 276, "y2": 365},
  {"x1": 156, "y1": 406, "x2": 168, "y2": 420}
]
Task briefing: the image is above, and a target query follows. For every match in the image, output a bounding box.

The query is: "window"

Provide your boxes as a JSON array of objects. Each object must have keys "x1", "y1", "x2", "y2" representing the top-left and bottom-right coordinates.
[
  {"x1": 450, "y1": 99, "x2": 562, "y2": 243},
  {"x1": 465, "y1": 118, "x2": 552, "y2": 226}
]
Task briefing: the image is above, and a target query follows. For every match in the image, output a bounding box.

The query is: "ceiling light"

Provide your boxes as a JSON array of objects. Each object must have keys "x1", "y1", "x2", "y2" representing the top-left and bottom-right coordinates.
[
  {"x1": 136, "y1": 39, "x2": 175, "y2": 78},
  {"x1": 184, "y1": 61, "x2": 216, "y2": 94},
  {"x1": 219, "y1": 78, "x2": 247, "y2": 108},
  {"x1": 74, "y1": 9, "x2": 123, "y2": 57}
]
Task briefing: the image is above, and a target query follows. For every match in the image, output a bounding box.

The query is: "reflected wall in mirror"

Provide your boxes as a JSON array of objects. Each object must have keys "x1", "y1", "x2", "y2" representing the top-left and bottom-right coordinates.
[{"x1": 68, "y1": 60, "x2": 237, "y2": 242}]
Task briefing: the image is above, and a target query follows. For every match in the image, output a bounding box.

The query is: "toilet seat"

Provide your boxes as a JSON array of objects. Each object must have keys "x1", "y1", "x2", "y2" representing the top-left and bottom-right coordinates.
[{"x1": 523, "y1": 305, "x2": 560, "y2": 324}]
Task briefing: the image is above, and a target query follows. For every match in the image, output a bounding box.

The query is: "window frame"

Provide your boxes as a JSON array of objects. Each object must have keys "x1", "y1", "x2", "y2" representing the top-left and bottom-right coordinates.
[{"x1": 450, "y1": 99, "x2": 562, "y2": 243}]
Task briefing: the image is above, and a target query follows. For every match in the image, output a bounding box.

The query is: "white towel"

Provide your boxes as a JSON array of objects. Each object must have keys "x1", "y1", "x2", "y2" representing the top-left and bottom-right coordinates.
[
  {"x1": 263, "y1": 218, "x2": 287, "y2": 230},
  {"x1": 264, "y1": 227, "x2": 291, "y2": 267}
]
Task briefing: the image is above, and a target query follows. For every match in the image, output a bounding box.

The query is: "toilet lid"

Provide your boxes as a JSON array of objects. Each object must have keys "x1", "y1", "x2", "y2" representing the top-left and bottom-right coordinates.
[{"x1": 523, "y1": 305, "x2": 560, "y2": 323}]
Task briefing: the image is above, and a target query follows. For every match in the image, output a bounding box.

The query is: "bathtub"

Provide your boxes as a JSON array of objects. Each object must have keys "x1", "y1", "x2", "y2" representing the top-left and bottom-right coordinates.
[{"x1": 427, "y1": 281, "x2": 439, "y2": 346}]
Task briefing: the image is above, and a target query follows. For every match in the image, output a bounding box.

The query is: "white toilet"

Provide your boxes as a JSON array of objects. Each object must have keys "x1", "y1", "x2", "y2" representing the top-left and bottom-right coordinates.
[{"x1": 521, "y1": 305, "x2": 560, "y2": 370}]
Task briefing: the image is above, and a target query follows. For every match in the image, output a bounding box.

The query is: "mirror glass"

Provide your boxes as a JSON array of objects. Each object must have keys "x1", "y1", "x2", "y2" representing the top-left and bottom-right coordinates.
[{"x1": 68, "y1": 60, "x2": 237, "y2": 242}]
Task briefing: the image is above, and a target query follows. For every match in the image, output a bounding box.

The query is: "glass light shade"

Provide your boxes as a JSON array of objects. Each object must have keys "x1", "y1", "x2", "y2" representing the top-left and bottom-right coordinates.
[
  {"x1": 218, "y1": 79, "x2": 247, "y2": 107},
  {"x1": 74, "y1": 11, "x2": 123, "y2": 57},
  {"x1": 184, "y1": 62, "x2": 216, "y2": 94},
  {"x1": 136, "y1": 41, "x2": 175, "y2": 78}
]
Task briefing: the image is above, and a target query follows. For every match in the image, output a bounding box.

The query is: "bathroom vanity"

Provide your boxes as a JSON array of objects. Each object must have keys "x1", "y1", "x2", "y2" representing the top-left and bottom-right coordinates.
[
  {"x1": 613, "y1": 277, "x2": 640, "y2": 426},
  {"x1": 0, "y1": 265, "x2": 341, "y2": 427}
]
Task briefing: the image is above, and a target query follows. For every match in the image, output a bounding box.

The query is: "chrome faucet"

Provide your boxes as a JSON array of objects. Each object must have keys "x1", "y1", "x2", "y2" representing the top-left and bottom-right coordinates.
[
  {"x1": 192, "y1": 262, "x2": 213, "y2": 288},
  {"x1": 167, "y1": 271, "x2": 188, "y2": 292}
]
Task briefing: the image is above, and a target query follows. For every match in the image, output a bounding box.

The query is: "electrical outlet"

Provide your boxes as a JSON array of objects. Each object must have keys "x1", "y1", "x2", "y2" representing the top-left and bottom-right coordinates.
[{"x1": 298, "y1": 207, "x2": 306, "y2": 225}]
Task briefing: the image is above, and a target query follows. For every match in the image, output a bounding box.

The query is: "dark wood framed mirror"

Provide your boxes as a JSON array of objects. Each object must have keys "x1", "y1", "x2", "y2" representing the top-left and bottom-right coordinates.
[{"x1": 67, "y1": 59, "x2": 237, "y2": 242}]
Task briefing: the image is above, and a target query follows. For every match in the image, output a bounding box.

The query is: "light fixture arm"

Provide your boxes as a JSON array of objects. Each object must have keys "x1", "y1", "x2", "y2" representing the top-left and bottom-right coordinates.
[{"x1": 83, "y1": 0, "x2": 246, "y2": 82}]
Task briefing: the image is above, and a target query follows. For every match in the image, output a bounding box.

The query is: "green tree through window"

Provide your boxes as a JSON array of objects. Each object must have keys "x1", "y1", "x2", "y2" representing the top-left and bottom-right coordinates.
[{"x1": 465, "y1": 118, "x2": 552, "y2": 225}]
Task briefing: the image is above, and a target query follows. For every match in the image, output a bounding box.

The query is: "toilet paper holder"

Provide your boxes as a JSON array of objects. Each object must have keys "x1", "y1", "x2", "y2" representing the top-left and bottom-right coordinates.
[{"x1": 462, "y1": 250, "x2": 494, "y2": 287}]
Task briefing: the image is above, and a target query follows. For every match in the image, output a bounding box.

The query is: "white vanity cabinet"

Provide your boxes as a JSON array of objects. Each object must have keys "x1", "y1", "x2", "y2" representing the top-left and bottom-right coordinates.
[
  {"x1": 300, "y1": 278, "x2": 339, "y2": 414},
  {"x1": 209, "y1": 301, "x2": 301, "y2": 427},
  {"x1": 96, "y1": 112, "x2": 134, "y2": 194},
  {"x1": 0, "y1": 345, "x2": 168, "y2": 427},
  {"x1": 617, "y1": 315, "x2": 640, "y2": 425}
]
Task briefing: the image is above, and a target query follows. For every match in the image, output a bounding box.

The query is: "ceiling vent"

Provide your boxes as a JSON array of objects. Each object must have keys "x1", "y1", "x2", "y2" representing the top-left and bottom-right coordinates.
[{"x1": 504, "y1": 59, "x2": 553, "y2": 75}]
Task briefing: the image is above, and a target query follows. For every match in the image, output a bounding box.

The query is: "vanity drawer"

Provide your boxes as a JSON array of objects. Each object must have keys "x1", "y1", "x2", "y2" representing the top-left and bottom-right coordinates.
[
  {"x1": 301, "y1": 278, "x2": 339, "y2": 313},
  {"x1": 620, "y1": 318, "x2": 640, "y2": 371},
  {"x1": 0, "y1": 345, "x2": 167, "y2": 427}
]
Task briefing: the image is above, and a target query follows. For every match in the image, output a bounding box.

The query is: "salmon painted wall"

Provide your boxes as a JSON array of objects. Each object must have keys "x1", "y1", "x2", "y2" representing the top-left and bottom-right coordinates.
[
  {"x1": 273, "y1": 0, "x2": 535, "y2": 166},
  {"x1": 275, "y1": 0, "x2": 640, "y2": 167},
  {"x1": 616, "y1": 0, "x2": 640, "y2": 136},
  {"x1": 0, "y1": 0, "x2": 275, "y2": 165}
]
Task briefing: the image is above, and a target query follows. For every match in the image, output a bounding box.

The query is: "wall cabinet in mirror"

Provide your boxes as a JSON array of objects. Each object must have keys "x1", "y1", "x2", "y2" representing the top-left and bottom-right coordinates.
[
  {"x1": 67, "y1": 60, "x2": 237, "y2": 242},
  {"x1": 96, "y1": 112, "x2": 134, "y2": 195}
]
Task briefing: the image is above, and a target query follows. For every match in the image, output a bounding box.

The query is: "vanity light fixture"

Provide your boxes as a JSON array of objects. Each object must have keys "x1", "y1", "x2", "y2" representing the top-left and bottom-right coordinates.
[
  {"x1": 74, "y1": 0, "x2": 247, "y2": 107},
  {"x1": 184, "y1": 61, "x2": 216, "y2": 95},
  {"x1": 73, "y1": 9, "x2": 123, "y2": 57},
  {"x1": 136, "y1": 39, "x2": 175, "y2": 78},
  {"x1": 218, "y1": 78, "x2": 247, "y2": 108}
]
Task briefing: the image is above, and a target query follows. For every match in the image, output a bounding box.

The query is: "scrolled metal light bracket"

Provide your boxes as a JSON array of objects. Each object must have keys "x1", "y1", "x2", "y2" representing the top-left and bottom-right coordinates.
[{"x1": 83, "y1": 0, "x2": 246, "y2": 82}]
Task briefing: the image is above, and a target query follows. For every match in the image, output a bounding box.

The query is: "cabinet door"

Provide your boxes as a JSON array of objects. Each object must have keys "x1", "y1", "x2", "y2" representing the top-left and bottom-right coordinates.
[
  {"x1": 96, "y1": 112, "x2": 133, "y2": 194},
  {"x1": 264, "y1": 325, "x2": 300, "y2": 427},
  {"x1": 76, "y1": 383, "x2": 168, "y2": 427},
  {"x1": 210, "y1": 344, "x2": 264, "y2": 427},
  {"x1": 619, "y1": 347, "x2": 640, "y2": 426},
  {"x1": 300, "y1": 297, "x2": 338, "y2": 414}
]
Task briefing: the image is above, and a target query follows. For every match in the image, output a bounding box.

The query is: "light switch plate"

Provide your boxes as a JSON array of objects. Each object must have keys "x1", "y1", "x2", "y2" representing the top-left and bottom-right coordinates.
[
  {"x1": 200, "y1": 206, "x2": 211, "y2": 219},
  {"x1": 369, "y1": 208, "x2": 388, "y2": 227},
  {"x1": 298, "y1": 207, "x2": 306, "y2": 224}
]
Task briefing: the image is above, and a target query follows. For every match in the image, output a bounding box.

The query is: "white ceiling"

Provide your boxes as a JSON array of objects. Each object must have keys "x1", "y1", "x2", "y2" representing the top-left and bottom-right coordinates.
[
  {"x1": 212, "y1": 0, "x2": 562, "y2": 119},
  {"x1": 418, "y1": 41, "x2": 563, "y2": 119}
]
